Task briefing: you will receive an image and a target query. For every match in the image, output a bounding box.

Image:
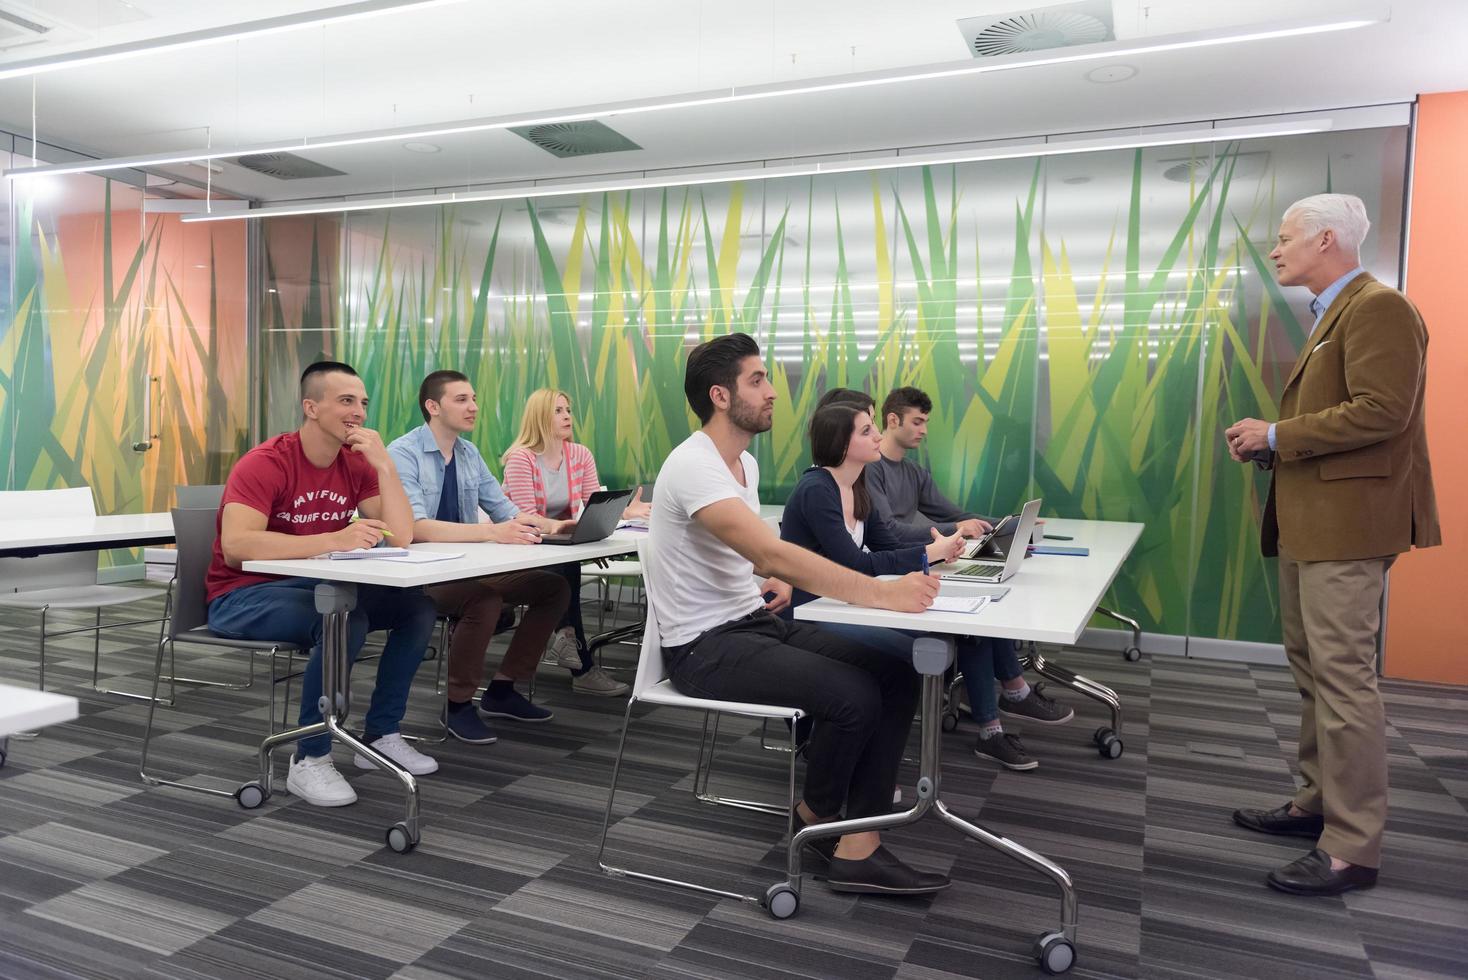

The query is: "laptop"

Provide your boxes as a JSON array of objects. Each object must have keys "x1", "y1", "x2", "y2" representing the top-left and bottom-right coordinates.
[
  {"x1": 540, "y1": 489, "x2": 634, "y2": 545},
  {"x1": 939, "y1": 498, "x2": 1042, "y2": 583}
]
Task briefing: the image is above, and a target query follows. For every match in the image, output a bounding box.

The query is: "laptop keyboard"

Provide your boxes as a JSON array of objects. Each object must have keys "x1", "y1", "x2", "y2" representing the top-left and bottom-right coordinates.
[{"x1": 952, "y1": 562, "x2": 1005, "y2": 577}]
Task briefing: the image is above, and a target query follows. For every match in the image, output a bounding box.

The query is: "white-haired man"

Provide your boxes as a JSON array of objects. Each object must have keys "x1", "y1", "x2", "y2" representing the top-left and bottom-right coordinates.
[{"x1": 1226, "y1": 193, "x2": 1439, "y2": 896}]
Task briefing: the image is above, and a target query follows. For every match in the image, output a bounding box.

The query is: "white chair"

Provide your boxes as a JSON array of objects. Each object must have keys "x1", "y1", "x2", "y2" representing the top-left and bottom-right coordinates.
[
  {"x1": 596, "y1": 542, "x2": 806, "y2": 906},
  {"x1": 0, "y1": 487, "x2": 166, "y2": 701}
]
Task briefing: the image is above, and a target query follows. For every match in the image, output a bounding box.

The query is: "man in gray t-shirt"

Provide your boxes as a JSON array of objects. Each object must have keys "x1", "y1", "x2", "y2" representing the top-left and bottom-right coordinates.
[{"x1": 867, "y1": 386, "x2": 990, "y2": 539}]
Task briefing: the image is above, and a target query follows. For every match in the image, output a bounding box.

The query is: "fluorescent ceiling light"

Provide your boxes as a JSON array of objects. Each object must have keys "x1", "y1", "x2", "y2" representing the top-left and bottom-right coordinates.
[
  {"x1": 177, "y1": 119, "x2": 1334, "y2": 224},
  {"x1": 0, "y1": 0, "x2": 467, "y2": 83},
  {"x1": 6, "y1": 5, "x2": 1384, "y2": 182}
]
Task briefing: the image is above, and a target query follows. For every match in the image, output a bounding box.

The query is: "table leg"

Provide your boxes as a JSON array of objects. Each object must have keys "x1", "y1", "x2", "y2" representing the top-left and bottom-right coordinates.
[
  {"x1": 773, "y1": 636, "x2": 1079, "y2": 972},
  {"x1": 236, "y1": 583, "x2": 422, "y2": 852},
  {"x1": 1025, "y1": 648, "x2": 1125, "y2": 759}
]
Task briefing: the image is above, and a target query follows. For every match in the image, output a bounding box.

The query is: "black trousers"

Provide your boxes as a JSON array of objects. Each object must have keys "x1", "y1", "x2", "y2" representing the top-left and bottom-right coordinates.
[{"x1": 667, "y1": 611, "x2": 919, "y2": 821}]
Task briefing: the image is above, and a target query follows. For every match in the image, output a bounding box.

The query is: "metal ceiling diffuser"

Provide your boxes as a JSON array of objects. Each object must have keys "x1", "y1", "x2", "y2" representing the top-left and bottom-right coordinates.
[{"x1": 957, "y1": 1, "x2": 1114, "y2": 58}]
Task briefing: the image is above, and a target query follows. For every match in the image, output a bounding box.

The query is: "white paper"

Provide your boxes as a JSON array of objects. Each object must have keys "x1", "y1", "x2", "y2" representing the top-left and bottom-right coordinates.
[
  {"x1": 375, "y1": 550, "x2": 464, "y2": 564},
  {"x1": 326, "y1": 547, "x2": 411, "y2": 560},
  {"x1": 930, "y1": 595, "x2": 991, "y2": 614}
]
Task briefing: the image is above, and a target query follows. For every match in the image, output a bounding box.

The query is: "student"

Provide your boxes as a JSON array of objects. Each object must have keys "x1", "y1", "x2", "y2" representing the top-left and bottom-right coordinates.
[
  {"x1": 501, "y1": 388, "x2": 647, "y2": 697},
  {"x1": 867, "y1": 386, "x2": 990, "y2": 539},
  {"x1": 867, "y1": 385, "x2": 1074, "y2": 741},
  {"x1": 386, "y1": 370, "x2": 574, "y2": 744},
  {"x1": 782, "y1": 402, "x2": 1067, "y2": 769},
  {"x1": 207, "y1": 361, "x2": 437, "y2": 807},
  {"x1": 645, "y1": 331, "x2": 949, "y2": 895}
]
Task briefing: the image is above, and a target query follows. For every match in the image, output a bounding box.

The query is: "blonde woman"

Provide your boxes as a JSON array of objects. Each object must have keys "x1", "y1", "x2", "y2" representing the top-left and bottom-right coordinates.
[{"x1": 502, "y1": 389, "x2": 649, "y2": 696}]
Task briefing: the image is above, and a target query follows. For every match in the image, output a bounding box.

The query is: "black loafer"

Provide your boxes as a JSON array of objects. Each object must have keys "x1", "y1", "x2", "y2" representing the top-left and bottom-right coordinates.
[
  {"x1": 796, "y1": 832, "x2": 838, "y2": 878},
  {"x1": 1232, "y1": 802, "x2": 1324, "y2": 838},
  {"x1": 1266, "y1": 848, "x2": 1378, "y2": 896},
  {"x1": 825, "y1": 845, "x2": 951, "y2": 896}
]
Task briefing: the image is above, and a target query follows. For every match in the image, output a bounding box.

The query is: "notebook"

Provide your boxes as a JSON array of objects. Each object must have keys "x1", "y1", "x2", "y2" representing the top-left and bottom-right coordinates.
[
  {"x1": 326, "y1": 547, "x2": 410, "y2": 559},
  {"x1": 930, "y1": 595, "x2": 991, "y2": 614}
]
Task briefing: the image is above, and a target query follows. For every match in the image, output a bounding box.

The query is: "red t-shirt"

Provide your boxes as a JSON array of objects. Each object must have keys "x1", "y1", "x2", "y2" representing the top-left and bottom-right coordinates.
[{"x1": 206, "y1": 431, "x2": 381, "y2": 603}]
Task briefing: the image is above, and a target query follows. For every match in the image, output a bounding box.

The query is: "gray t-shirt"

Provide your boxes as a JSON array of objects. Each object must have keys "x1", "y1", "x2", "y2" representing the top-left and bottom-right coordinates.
[
  {"x1": 537, "y1": 453, "x2": 572, "y2": 519},
  {"x1": 864, "y1": 453, "x2": 980, "y2": 537}
]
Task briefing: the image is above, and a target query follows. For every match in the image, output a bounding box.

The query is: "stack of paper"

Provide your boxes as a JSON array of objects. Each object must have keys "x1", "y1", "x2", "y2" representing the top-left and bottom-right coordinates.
[{"x1": 930, "y1": 595, "x2": 991, "y2": 614}]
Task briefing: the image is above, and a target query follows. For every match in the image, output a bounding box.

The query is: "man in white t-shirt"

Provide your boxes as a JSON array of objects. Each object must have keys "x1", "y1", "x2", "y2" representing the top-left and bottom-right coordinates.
[{"x1": 644, "y1": 332, "x2": 949, "y2": 896}]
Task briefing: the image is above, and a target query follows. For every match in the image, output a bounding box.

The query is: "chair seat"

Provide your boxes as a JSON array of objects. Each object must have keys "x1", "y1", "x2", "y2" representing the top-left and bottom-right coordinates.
[
  {"x1": 0, "y1": 584, "x2": 158, "y2": 609},
  {"x1": 584, "y1": 560, "x2": 642, "y2": 579},
  {"x1": 173, "y1": 626, "x2": 303, "y2": 652},
  {"x1": 635, "y1": 678, "x2": 802, "y2": 720}
]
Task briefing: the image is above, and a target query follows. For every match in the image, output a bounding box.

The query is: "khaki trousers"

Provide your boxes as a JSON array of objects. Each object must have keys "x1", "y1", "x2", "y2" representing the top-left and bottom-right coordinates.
[{"x1": 1278, "y1": 548, "x2": 1395, "y2": 869}]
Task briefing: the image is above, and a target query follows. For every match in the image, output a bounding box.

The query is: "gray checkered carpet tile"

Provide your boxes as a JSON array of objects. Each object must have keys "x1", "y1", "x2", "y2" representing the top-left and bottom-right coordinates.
[{"x1": 1, "y1": 591, "x2": 1465, "y2": 979}]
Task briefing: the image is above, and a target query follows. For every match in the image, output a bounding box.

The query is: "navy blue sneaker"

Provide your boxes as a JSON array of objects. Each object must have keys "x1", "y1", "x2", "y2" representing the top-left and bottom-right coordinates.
[
  {"x1": 480, "y1": 686, "x2": 554, "y2": 723},
  {"x1": 443, "y1": 702, "x2": 498, "y2": 744}
]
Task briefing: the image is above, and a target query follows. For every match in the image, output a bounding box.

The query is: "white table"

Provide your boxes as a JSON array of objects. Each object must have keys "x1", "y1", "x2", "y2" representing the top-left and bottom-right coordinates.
[
  {"x1": 237, "y1": 533, "x2": 639, "y2": 851},
  {"x1": 0, "y1": 513, "x2": 176, "y2": 558},
  {"x1": 792, "y1": 518, "x2": 1143, "y2": 975},
  {"x1": 0, "y1": 684, "x2": 80, "y2": 768}
]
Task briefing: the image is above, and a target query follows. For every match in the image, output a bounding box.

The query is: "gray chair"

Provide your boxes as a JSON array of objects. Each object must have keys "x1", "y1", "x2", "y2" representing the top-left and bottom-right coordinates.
[
  {"x1": 175, "y1": 484, "x2": 225, "y2": 510},
  {"x1": 0, "y1": 487, "x2": 167, "y2": 701},
  {"x1": 139, "y1": 506, "x2": 305, "y2": 799}
]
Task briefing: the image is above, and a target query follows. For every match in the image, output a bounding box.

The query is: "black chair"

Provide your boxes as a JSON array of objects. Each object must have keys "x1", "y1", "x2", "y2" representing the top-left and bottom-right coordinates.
[{"x1": 139, "y1": 506, "x2": 305, "y2": 800}]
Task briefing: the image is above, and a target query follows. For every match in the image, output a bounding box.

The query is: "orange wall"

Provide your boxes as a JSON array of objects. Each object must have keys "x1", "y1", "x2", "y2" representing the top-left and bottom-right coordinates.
[{"x1": 1385, "y1": 91, "x2": 1468, "y2": 684}]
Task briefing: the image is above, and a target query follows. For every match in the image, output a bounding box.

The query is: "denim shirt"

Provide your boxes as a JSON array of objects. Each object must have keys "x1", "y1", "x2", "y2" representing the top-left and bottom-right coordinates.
[{"x1": 386, "y1": 424, "x2": 519, "y2": 525}]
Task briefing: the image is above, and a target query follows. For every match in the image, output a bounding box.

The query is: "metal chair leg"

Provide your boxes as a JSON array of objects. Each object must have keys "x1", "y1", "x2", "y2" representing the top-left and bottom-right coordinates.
[{"x1": 1096, "y1": 605, "x2": 1144, "y2": 661}]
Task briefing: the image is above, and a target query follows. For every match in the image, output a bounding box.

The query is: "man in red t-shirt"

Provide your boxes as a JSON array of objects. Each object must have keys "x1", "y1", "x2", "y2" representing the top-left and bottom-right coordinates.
[{"x1": 207, "y1": 361, "x2": 437, "y2": 807}]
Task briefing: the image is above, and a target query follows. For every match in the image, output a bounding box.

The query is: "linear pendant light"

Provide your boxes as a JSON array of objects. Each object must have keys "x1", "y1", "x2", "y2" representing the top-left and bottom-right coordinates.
[
  {"x1": 176, "y1": 118, "x2": 1335, "y2": 223},
  {"x1": 0, "y1": 0, "x2": 467, "y2": 83},
  {"x1": 6, "y1": 5, "x2": 1385, "y2": 182}
]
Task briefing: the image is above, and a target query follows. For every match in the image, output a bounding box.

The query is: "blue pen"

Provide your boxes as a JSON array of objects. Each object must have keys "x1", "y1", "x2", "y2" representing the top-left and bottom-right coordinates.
[{"x1": 921, "y1": 553, "x2": 929, "y2": 575}]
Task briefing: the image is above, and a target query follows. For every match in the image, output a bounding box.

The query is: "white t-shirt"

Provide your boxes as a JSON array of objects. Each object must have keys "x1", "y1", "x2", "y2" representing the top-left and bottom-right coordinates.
[
  {"x1": 849, "y1": 519, "x2": 866, "y2": 549},
  {"x1": 645, "y1": 431, "x2": 764, "y2": 647}
]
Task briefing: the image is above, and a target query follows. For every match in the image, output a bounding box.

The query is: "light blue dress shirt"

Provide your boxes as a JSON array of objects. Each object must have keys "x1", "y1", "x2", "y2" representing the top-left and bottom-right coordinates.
[
  {"x1": 1267, "y1": 266, "x2": 1366, "y2": 451},
  {"x1": 386, "y1": 423, "x2": 519, "y2": 525}
]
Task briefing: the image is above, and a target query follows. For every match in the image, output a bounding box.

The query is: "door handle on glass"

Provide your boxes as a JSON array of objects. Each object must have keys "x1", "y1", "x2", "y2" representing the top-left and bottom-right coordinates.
[{"x1": 132, "y1": 374, "x2": 159, "y2": 452}]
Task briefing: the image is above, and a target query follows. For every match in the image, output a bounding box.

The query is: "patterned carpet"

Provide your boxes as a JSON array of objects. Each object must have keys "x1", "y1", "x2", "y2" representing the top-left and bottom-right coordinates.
[{"x1": 1, "y1": 587, "x2": 1465, "y2": 980}]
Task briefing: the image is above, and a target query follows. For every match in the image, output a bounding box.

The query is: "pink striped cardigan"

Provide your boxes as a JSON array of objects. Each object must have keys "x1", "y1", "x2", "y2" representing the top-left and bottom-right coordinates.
[{"x1": 501, "y1": 442, "x2": 600, "y2": 519}]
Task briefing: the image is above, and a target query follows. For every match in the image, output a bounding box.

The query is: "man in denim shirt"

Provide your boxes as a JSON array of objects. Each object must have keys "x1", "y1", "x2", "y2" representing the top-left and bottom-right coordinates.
[{"x1": 387, "y1": 370, "x2": 574, "y2": 743}]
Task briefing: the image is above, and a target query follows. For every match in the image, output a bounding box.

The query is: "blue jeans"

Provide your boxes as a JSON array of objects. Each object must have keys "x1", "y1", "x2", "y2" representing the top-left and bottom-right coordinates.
[
  {"x1": 815, "y1": 622, "x2": 1021, "y2": 724},
  {"x1": 208, "y1": 577, "x2": 436, "y2": 758}
]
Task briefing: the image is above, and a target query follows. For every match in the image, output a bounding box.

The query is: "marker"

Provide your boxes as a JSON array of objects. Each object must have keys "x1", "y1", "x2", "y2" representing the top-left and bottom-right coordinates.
[{"x1": 350, "y1": 515, "x2": 393, "y2": 538}]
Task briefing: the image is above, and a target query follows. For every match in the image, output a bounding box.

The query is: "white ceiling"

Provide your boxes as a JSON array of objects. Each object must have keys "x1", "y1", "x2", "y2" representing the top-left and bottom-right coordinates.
[{"x1": 0, "y1": 0, "x2": 1465, "y2": 203}]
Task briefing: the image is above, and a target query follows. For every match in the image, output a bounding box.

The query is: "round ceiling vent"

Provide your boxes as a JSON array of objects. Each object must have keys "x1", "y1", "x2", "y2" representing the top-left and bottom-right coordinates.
[
  {"x1": 971, "y1": 11, "x2": 1109, "y2": 57},
  {"x1": 1162, "y1": 159, "x2": 1210, "y2": 183}
]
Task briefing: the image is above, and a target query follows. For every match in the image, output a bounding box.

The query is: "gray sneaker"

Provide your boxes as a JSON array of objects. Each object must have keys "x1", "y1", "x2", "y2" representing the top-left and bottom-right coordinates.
[
  {"x1": 543, "y1": 628, "x2": 583, "y2": 669},
  {"x1": 572, "y1": 666, "x2": 630, "y2": 698},
  {"x1": 998, "y1": 683, "x2": 1074, "y2": 725},
  {"x1": 973, "y1": 732, "x2": 1038, "y2": 771}
]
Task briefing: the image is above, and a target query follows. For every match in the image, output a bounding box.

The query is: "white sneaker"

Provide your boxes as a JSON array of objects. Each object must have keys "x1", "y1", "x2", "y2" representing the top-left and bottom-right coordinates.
[
  {"x1": 286, "y1": 753, "x2": 357, "y2": 807},
  {"x1": 543, "y1": 628, "x2": 583, "y2": 669},
  {"x1": 571, "y1": 665, "x2": 630, "y2": 698},
  {"x1": 352, "y1": 732, "x2": 439, "y2": 775}
]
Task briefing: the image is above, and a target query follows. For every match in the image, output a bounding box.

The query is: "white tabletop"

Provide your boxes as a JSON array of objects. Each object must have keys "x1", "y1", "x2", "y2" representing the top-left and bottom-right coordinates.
[
  {"x1": 795, "y1": 518, "x2": 1143, "y2": 646},
  {"x1": 0, "y1": 512, "x2": 175, "y2": 556},
  {"x1": 0, "y1": 684, "x2": 79, "y2": 736},
  {"x1": 241, "y1": 532, "x2": 641, "y2": 589}
]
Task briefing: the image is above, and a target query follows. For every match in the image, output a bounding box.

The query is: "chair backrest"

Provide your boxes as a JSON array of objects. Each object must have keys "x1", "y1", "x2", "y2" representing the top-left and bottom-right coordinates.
[
  {"x1": 176, "y1": 484, "x2": 225, "y2": 509},
  {"x1": 0, "y1": 487, "x2": 102, "y2": 592},
  {"x1": 631, "y1": 541, "x2": 670, "y2": 697},
  {"x1": 168, "y1": 506, "x2": 219, "y2": 636}
]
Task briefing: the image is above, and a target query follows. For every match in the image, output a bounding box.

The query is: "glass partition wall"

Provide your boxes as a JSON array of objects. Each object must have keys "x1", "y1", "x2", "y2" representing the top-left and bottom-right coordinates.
[{"x1": 256, "y1": 123, "x2": 1409, "y2": 652}]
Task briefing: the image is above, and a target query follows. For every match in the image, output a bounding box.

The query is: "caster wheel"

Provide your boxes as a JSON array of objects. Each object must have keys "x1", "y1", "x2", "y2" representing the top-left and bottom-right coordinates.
[
  {"x1": 1123, "y1": 645, "x2": 1141, "y2": 662},
  {"x1": 235, "y1": 781, "x2": 266, "y2": 810},
  {"x1": 941, "y1": 712, "x2": 958, "y2": 733},
  {"x1": 765, "y1": 882, "x2": 799, "y2": 919},
  {"x1": 1034, "y1": 932, "x2": 1076, "y2": 974},
  {"x1": 386, "y1": 822, "x2": 419, "y2": 854},
  {"x1": 1093, "y1": 727, "x2": 1123, "y2": 759}
]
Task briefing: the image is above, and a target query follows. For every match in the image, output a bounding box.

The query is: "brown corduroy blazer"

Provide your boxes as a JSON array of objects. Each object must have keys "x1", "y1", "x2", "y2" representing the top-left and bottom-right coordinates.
[{"x1": 1261, "y1": 272, "x2": 1441, "y2": 561}]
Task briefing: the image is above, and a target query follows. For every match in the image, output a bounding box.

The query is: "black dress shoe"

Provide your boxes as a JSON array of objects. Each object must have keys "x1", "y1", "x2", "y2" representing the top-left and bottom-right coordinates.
[
  {"x1": 1266, "y1": 849, "x2": 1378, "y2": 896},
  {"x1": 795, "y1": 829, "x2": 837, "y2": 878},
  {"x1": 1232, "y1": 802, "x2": 1325, "y2": 838},
  {"x1": 825, "y1": 845, "x2": 951, "y2": 896}
]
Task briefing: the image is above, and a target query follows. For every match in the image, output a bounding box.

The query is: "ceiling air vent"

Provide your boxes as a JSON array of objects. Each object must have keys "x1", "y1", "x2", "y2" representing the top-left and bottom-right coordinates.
[
  {"x1": 510, "y1": 120, "x2": 641, "y2": 158},
  {"x1": 1160, "y1": 150, "x2": 1270, "y2": 184},
  {"x1": 235, "y1": 152, "x2": 346, "y2": 180},
  {"x1": 957, "y1": 1, "x2": 1113, "y2": 58}
]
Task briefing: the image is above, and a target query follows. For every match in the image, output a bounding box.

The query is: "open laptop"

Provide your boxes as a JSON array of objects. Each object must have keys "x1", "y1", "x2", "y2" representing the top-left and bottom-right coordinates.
[
  {"x1": 939, "y1": 498, "x2": 1042, "y2": 583},
  {"x1": 540, "y1": 489, "x2": 634, "y2": 545}
]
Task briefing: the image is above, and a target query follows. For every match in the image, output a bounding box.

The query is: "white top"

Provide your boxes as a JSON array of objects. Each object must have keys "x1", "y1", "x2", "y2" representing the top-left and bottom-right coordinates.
[
  {"x1": 645, "y1": 431, "x2": 764, "y2": 647},
  {"x1": 0, "y1": 684, "x2": 78, "y2": 736},
  {"x1": 0, "y1": 513, "x2": 175, "y2": 557},
  {"x1": 849, "y1": 519, "x2": 866, "y2": 549},
  {"x1": 241, "y1": 535, "x2": 635, "y2": 589},
  {"x1": 796, "y1": 518, "x2": 1143, "y2": 646}
]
